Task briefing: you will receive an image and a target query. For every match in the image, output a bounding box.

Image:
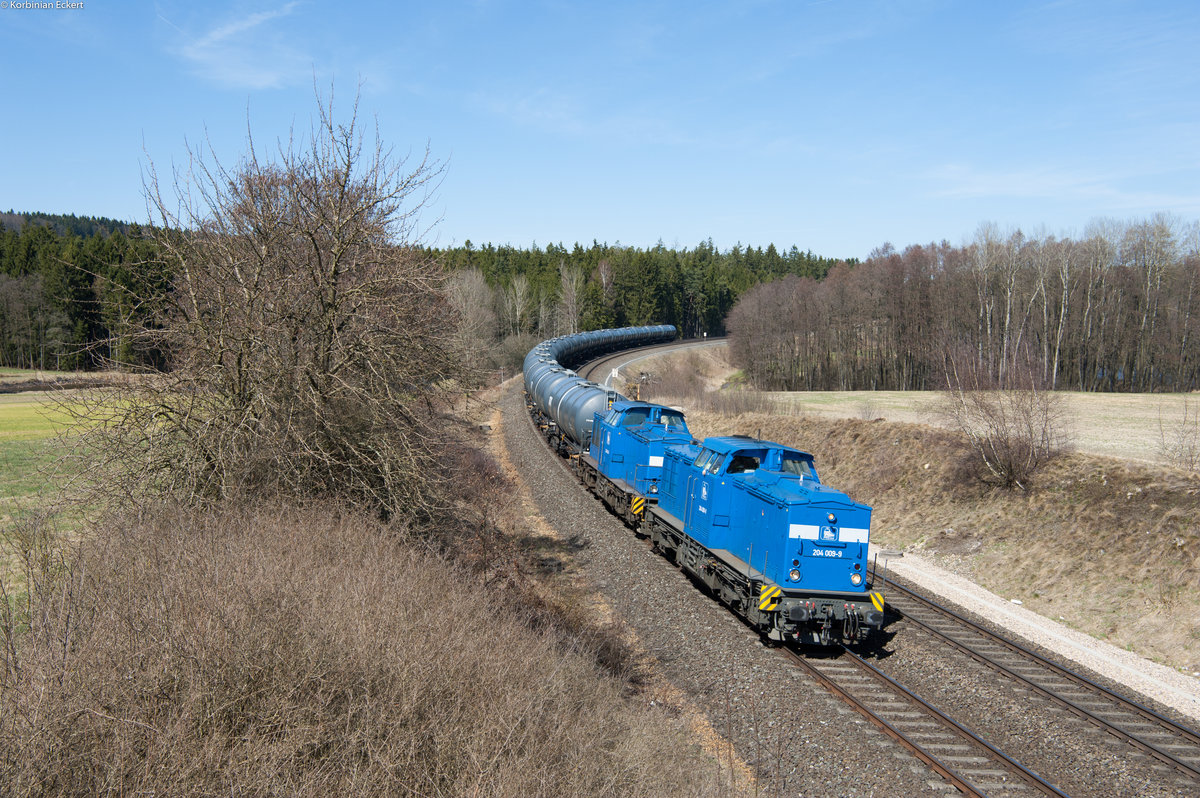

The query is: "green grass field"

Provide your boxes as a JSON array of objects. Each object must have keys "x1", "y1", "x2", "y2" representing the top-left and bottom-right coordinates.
[
  {"x1": 0, "y1": 367, "x2": 77, "y2": 384},
  {"x1": 0, "y1": 392, "x2": 77, "y2": 520}
]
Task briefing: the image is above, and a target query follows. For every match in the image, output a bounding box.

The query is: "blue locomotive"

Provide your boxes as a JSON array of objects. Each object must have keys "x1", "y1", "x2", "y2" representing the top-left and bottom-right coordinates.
[{"x1": 525, "y1": 326, "x2": 884, "y2": 645}]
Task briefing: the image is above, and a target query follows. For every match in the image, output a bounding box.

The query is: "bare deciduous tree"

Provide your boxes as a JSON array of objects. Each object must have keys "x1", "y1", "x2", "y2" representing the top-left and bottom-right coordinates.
[
  {"x1": 66, "y1": 91, "x2": 458, "y2": 519},
  {"x1": 446, "y1": 268, "x2": 498, "y2": 380},
  {"x1": 556, "y1": 260, "x2": 584, "y2": 335},
  {"x1": 502, "y1": 273, "x2": 531, "y2": 336},
  {"x1": 938, "y1": 347, "x2": 1069, "y2": 490}
]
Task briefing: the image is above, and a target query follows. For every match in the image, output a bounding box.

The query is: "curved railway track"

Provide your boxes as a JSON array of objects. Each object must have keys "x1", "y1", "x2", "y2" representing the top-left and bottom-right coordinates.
[
  {"x1": 878, "y1": 575, "x2": 1200, "y2": 786},
  {"x1": 577, "y1": 337, "x2": 726, "y2": 384}
]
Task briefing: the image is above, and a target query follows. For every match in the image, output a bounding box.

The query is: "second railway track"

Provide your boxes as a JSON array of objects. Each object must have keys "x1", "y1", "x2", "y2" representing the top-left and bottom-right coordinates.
[
  {"x1": 877, "y1": 576, "x2": 1200, "y2": 787},
  {"x1": 784, "y1": 644, "x2": 1066, "y2": 796}
]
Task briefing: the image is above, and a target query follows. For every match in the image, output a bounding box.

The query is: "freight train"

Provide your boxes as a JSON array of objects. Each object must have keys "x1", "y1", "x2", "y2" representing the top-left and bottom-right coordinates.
[{"x1": 524, "y1": 325, "x2": 884, "y2": 646}]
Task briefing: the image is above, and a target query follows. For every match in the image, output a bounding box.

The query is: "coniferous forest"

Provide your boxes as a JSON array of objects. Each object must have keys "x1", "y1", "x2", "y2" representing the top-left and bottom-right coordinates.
[{"x1": 0, "y1": 211, "x2": 844, "y2": 372}]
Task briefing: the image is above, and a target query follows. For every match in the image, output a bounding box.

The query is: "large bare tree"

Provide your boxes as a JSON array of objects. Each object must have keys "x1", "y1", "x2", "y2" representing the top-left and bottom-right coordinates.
[{"x1": 69, "y1": 92, "x2": 457, "y2": 518}]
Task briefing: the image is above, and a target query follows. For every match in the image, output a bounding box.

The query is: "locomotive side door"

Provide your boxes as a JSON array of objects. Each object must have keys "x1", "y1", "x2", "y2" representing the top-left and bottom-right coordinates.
[{"x1": 684, "y1": 450, "x2": 725, "y2": 547}]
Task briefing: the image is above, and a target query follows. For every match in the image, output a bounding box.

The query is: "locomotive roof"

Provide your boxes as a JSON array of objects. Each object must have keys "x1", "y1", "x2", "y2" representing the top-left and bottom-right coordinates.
[
  {"x1": 610, "y1": 399, "x2": 684, "y2": 413},
  {"x1": 702, "y1": 435, "x2": 813, "y2": 459}
]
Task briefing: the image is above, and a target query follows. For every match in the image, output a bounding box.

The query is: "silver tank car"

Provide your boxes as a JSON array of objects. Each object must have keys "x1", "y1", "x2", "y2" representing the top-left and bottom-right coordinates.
[{"x1": 525, "y1": 325, "x2": 676, "y2": 450}]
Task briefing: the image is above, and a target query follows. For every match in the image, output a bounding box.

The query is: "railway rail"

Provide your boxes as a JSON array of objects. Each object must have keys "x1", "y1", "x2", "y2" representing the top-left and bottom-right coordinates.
[
  {"x1": 783, "y1": 645, "x2": 1065, "y2": 797},
  {"x1": 578, "y1": 336, "x2": 726, "y2": 384},
  {"x1": 879, "y1": 575, "x2": 1200, "y2": 786}
]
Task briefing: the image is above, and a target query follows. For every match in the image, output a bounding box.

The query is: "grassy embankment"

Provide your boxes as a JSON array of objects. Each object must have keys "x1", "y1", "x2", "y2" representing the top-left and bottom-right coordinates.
[
  {"x1": 638, "y1": 349, "x2": 1200, "y2": 675},
  {"x1": 0, "y1": 371, "x2": 741, "y2": 797}
]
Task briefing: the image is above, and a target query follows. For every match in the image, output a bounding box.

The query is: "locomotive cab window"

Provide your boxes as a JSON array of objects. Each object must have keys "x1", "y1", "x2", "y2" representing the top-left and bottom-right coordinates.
[
  {"x1": 660, "y1": 410, "x2": 686, "y2": 430},
  {"x1": 621, "y1": 408, "x2": 649, "y2": 427},
  {"x1": 692, "y1": 449, "x2": 717, "y2": 470},
  {"x1": 781, "y1": 455, "x2": 816, "y2": 479},
  {"x1": 726, "y1": 454, "x2": 760, "y2": 474}
]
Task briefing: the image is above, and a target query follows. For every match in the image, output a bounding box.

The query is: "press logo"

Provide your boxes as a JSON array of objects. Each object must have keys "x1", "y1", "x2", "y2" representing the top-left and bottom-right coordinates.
[{"x1": 820, "y1": 526, "x2": 837, "y2": 541}]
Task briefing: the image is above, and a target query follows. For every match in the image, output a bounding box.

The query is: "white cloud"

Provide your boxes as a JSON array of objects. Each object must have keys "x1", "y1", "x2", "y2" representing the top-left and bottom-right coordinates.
[
  {"x1": 923, "y1": 162, "x2": 1200, "y2": 214},
  {"x1": 170, "y1": 2, "x2": 308, "y2": 90}
]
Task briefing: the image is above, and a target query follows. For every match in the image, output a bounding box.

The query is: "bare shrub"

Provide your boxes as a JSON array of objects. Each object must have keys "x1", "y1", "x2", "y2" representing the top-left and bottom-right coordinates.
[
  {"x1": 496, "y1": 331, "x2": 541, "y2": 376},
  {"x1": 1158, "y1": 397, "x2": 1200, "y2": 469},
  {"x1": 64, "y1": 92, "x2": 459, "y2": 519},
  {"x1": 855, "y1": 399, "x2": 880, "y2": 421},
  {"x1": 0, "y1": 501, "x2": 726, "y2": 797},
  {"x1": 639, "y1": 353, "x2": 704, "y2": 399},
  {"x1": 938, "y1": 349, "x2": 1069, "y2": 490},
  {"x1": 0, "y1": 511, "x2": 78, "y2": 683}
]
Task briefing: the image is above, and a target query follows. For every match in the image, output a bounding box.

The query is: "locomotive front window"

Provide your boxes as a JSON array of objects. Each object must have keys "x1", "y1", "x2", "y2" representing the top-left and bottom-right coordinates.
[
  {"x1": 781, "y1": 455, "x2": 816, "y2": 479},
  {"x1": 622, "y1": 408, "x2": 649, "y2": 427},
  {"x1": 692, "y1": 449, "x2": 716, "y2": 469},
  {"x1": 726, "y1": 454, "x2": 760, "y2": 474},
  {"x1": 661, "y1": 411, "x2": 686, "y2": 430}
]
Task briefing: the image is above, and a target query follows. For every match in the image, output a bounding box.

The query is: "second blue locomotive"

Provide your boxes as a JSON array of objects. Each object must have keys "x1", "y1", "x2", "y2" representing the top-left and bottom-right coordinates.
[{"x1": 525, "y1": 326, "x2": 884, "y2": 646}]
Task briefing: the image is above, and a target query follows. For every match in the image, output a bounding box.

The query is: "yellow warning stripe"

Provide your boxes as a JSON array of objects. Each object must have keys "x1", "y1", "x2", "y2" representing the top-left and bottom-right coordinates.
[
  {"x1": 758, "y1": 585, "x2": 782, "y2": 611},
  {"x1": 631, "y1": 496, "x2": 645, "y2": 515},
  {"x1": 870, "y1": 592, "x2": 885, "y2": 612}
]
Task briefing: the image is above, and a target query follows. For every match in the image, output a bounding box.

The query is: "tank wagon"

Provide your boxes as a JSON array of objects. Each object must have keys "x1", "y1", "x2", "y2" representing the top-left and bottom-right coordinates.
[
  {"x1": 524, "y1": 325, "x2": 676, "y2": 456},
  {"x1": 524, "y1": 326, "x2": 884, "y2": 646}
]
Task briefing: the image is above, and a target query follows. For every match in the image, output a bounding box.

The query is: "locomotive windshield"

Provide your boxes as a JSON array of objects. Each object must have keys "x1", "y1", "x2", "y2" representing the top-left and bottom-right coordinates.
[
  {"x1": 780, "y1": 454, "x2": 816, "y2": 479},
  {"x1": 661, "y1": 410, "x2": 686, "y2": 430},
  {"x1": 621, "y1": 408, "x2": 649, "y2": 427}
]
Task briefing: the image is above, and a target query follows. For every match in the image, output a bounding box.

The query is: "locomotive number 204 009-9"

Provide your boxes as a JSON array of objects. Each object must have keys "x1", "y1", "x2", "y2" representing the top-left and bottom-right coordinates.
[{"x1": 811, "y1": 548, "x2": 843, "y2": 558}]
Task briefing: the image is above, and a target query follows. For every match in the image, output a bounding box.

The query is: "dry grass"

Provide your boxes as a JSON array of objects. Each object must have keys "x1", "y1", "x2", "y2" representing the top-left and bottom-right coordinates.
[
  {"x1": 0, "y1": 500, "x2": 730, "y2": 797},
  {"x1": 682, "y1": 408, "x2": 1200, "y2": 672},
  {"x1": 635, "y1": 350, "x2": 774, "y2": 416}
]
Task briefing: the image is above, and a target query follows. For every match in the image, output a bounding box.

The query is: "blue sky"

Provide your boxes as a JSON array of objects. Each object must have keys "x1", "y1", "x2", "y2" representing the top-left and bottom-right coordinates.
[{"x1": 2, "y1": 0, "x2": 1197, "y2": 259}]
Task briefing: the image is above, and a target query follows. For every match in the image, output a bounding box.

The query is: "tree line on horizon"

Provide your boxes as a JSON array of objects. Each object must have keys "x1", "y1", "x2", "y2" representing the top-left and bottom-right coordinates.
[
  {"x1": 0, "y1": 211, "x2": 848, "y2": 372},
  {"x1": 728, "y1": 215, "x2": 1200, "y2": 393},
  {"x1": 5, "y1": 210, "x2": 1199, "y2": 393}
]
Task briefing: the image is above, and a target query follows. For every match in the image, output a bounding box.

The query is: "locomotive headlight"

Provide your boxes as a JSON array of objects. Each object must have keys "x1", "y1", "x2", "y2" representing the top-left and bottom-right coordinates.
[
  {"x1": 789, "y1": 568, "x2": 801, "y2": 582},
  {"x1": 649, "y1": 483, "x2": 658, "y2": 494},
  {"x1": 850, "y1": 572, "x2": 863, "y2": 586},
  {"x1": 827, "y1": 513, "x2": 837, "y2": 523}
]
